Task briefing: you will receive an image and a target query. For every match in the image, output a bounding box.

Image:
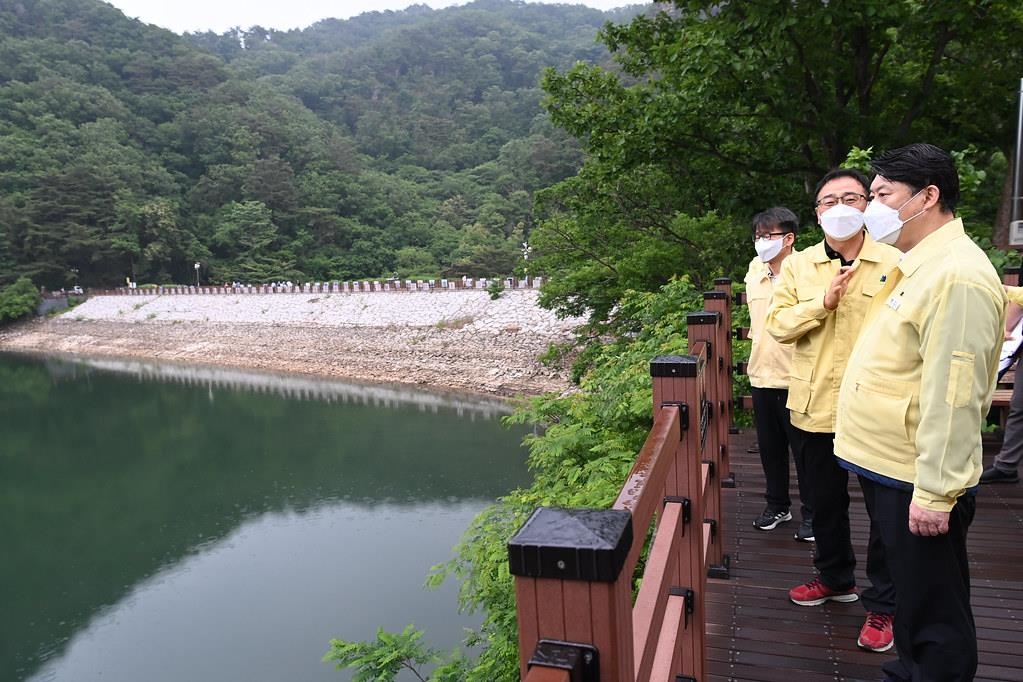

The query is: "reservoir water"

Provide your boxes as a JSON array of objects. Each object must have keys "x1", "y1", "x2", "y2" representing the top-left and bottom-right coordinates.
[{"x1": 0, "y1": 353, "x2": 531, "y2": 681}]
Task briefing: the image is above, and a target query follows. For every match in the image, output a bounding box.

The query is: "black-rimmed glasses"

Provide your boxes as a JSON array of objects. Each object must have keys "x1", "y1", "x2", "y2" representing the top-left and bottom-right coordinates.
[{"x1": 815, "y1": 192, "x2": 867, "y2": 209}]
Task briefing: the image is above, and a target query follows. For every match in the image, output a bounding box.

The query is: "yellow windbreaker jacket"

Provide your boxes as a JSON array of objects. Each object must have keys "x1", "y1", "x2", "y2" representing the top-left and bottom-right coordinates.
[
  {"x1": 835, "y1": 219, "x2": 1006, "y2": 511},
  {"x1": 744, "y1": 256, "x2": 792, "y2": 390},
  {"x1": 765, "y1": 235, "x2": 901, "y2": 433}
]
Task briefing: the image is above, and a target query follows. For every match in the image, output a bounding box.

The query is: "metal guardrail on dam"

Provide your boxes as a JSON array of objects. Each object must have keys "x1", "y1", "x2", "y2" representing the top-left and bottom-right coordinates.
[{"x1": 91, "y1": 276, "x2": 545, "y2": 297}]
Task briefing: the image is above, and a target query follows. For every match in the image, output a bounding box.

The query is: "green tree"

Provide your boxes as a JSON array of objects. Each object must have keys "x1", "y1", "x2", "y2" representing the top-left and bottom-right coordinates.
[
  {"x1": 0, "y1": 0, "x2": 622, "y2": 287},
  {"x1": 210, "y1": 201, "x2": 294, "y2": 282},
  {"x1": 110, "y1": 196, "x2": 190, "y2": 283},
  {"x1": 548, "y1": 1, "x2": 1021, "y2": 204},
  {"x1": 0, "y1": 276, "x2": 41, "y2": 324},
  {"x1": 394, "y1": 246, "x2": 439, "y2": 279},
  {"x1": 532, "y1": 164, "x2": 746, "y2": 322},
  {"x1": 532, "y1": 0, "x2": 1023, "y2": 322}
]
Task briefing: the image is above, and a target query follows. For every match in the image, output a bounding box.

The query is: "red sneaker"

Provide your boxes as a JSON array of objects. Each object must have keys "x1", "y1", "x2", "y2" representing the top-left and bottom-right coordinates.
[
  {"x1": 788, "y1": 577, "x2": 859, "y2": 606},
  {"x1": 857, "y1": 611, "x2": 894, "y2": 652}
]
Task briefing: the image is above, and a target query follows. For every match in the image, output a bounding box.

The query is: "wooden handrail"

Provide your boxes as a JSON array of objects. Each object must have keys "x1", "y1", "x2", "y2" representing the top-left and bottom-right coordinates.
[{"x1": 509, "y1": 281, "x2": 735, "y2": 682}]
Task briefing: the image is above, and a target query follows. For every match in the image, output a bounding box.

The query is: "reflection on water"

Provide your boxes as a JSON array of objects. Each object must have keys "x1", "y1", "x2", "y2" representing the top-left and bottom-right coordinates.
[
  {"x1": 29, "y1": 504, "x2": 483, "y2": 682},
  {"x1": 45, "y1": 354, "x2": 514, "y2": 419},
  {"x1": 0, "y1": 353, "x2": 531, "y2": 681}
]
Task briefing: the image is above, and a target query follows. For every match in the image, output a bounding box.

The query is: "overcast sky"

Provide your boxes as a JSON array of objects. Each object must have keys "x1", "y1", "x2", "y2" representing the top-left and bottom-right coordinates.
[{"x1": 104, "y1": 0, "x2": 635, "y2": 34}]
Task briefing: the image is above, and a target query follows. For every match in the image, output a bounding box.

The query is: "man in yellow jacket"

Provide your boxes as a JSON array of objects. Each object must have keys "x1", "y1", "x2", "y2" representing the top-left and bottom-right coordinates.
[
  {"x1": 766, "y1": 169, "x2": 900, "y2": 652},
  {"x1": 835, "y1": 143, "x2": 1005, "y2": 681},
  {"x1": 744, "y1": 207, "x2": 813, "y2": 540}
]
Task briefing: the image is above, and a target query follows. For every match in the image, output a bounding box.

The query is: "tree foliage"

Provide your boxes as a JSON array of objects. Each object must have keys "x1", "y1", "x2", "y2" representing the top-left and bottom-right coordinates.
[
  {"x1": 0, "y1": 276, "x2": 41, "y2": 324},
  {"x1": 0, "y1": 0, "x2": 633, "y2": 289},
  {"x1": 531, "y1": 0, "x2": 1023, "y2": 321},
  {"x1": 324, "y1": 624, "x2": 469, "y2": 682}
]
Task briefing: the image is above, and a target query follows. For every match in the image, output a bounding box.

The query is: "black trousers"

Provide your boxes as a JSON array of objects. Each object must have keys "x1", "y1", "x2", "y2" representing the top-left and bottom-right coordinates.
[
  {"x1": 858, "y1": 478, "x2": 977, "y2": 682},
  {"x1": 859, "y1": 480, "x2": 898, "y2": 615},
  {"x1": 790, "y1": 428, "x2": 856, "y2": 589},
  {"x1": 751, "y1": 387, "x2": 812, "y2": 520}
]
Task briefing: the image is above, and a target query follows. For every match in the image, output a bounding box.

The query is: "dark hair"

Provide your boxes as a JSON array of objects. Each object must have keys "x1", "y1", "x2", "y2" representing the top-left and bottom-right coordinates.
[
  {"x1": 869, "y1": 143, "x2": 959, "y2": 213},
  {"x1": 813, "y1": 168, "x2": 870, "y2": 202},
  {"x1": 751, "y1": 206, "x2": 799, "y2": 235}
]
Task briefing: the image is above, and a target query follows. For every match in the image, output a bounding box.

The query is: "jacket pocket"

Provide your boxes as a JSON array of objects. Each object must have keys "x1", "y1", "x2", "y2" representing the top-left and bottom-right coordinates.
[
  {"x1": 860, "y1": 277, "x2": 884, "y2": 298},
  {"x1": 847, "y1": 373, "x2": 915, "y2": 446},
  {"x1": 747, "y1": 288, "x2": 769, "y2": 303},
  {"x1": 797, "y1": 286, "x2": 826, "y2": 304},
  {"x1": 786, "y1": 362, "x2": 813, "y2": 414},
  {"x1": 947, "y1": 351, "x2": 976, "y2": 408}
]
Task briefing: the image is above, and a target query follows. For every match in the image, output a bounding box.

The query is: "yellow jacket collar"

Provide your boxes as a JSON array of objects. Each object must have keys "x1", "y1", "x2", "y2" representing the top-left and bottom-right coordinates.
[
  {"x1": 897, "y1": 218, "x2": 965, "y2": 278},
  {"x1": 808, "y1": 233, "x2": 891, "y2": 265}
]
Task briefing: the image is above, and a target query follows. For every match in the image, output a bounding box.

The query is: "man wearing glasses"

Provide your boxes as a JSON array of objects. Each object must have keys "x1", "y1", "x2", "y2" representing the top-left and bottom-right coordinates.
[
  {"x1": 745, "y1": 207, "x2": 813, "y2": 541},
  {"x1": 835, "y1": 144, "x2": 1005, "y2": 681},
  {"x1": 766, "y1": 169, "x2": 900, "y2": 652}
]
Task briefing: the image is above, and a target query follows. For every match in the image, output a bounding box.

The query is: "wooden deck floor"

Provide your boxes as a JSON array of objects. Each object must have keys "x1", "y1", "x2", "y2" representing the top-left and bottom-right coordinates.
[{"x1": 707, "y1": 429, "x2": 1023, "y2": 682}]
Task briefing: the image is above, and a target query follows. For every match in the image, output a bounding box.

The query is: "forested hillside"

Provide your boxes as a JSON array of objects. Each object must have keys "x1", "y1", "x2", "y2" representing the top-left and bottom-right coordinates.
[{"x1": 0, "y1": 0, "x2": 642, "y2": 289}]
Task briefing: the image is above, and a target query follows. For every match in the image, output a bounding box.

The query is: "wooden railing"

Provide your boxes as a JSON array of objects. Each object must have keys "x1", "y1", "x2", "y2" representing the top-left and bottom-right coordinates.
[{"x1": 507, "y1": 282, "x2": 735, "y2": 682}]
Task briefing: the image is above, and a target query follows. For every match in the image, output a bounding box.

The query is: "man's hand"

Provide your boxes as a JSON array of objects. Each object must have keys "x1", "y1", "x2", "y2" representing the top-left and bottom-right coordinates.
[
  {"x1": 824, "y1": 265, "x2": 857, "y2": 311},
  {"x1": 908, "y1": 501, "x2": 950, "y2": 536}
]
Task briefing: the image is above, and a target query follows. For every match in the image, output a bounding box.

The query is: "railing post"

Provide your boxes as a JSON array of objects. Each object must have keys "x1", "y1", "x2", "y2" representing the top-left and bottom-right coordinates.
[
  {"x1": 707, "y1": 279, "x2": 735, "y2": 487},
  {"x1": 649, "y1": 354, "x2": 708, "y2": 680},
  {"x1": 687, "y1": 311, "x2": 729, "y2": 579},
  {"x1": 508, "y1": 508, "x2": 634, "y2": 682}
]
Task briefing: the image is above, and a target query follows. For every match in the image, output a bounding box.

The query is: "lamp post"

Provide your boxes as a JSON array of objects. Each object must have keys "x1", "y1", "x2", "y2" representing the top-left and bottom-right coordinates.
[
  {"x1": 1011, "y1": 77, "x2": 1023, "y2": 248},
  {"x1": 194, "y1": 262, "x2": 200, "y2": 288}
]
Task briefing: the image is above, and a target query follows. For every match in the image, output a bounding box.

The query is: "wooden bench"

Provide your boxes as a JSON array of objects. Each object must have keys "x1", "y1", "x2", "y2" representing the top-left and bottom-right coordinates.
[
  {"x1": 991, "y1": 389, "x2": 1013, "y2": 408},
  {"x1": 993, "y1": 365, "x2": 1016, "y2": 435}
]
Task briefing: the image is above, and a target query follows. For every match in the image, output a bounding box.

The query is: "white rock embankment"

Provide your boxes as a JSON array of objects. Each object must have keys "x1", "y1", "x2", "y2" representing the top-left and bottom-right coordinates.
[{"x1": 0, "y1": 290, "x2": 585, "y2": 397}]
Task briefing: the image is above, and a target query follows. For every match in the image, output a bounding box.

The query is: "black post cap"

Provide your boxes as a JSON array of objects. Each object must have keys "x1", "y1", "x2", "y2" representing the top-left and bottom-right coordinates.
[
  {"x1": 650, "y1": 355, "x2": 701, "y2": 377},
  {"x1": 508, "y1": 507, "x2": 632, "y2": 582},
  {"x1": 687, "y1": 311, "x2": 719, "y2": 326},
  {"x1": 713, "y1": 277, "x2": 732, "y2": 285},
  {"x1": 703, "y1": 290, "x2": 728, "y2": 300}
]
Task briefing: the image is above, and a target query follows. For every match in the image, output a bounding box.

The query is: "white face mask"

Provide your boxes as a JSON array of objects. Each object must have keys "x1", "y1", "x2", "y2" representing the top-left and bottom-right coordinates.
[
  {"x1": 819, "y1": 204, "x2": 864, "y2": 241},
  {"x1": 754, "y1": 236, "x2": 785, "y2": 263},
  {"x1": 863, "y1": 189, "x2": 925, "y2": 245}
]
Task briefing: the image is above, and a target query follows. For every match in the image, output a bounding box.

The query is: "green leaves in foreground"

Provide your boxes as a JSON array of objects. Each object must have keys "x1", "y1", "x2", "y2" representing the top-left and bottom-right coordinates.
[
  {"x1": 442, "y1": 276, "x2": 703, "y2": 678},
  {"x1": 323, "y1": 624, "x2": 468, "y2": 682}
]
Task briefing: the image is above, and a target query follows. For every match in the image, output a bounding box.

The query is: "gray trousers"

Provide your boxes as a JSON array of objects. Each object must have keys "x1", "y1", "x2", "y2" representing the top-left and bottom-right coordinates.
[{"x1": 993, "y1": 376, "x2": 1023, "y2": 472}]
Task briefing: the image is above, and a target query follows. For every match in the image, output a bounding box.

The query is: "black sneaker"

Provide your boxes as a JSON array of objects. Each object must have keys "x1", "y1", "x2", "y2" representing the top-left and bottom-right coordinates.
[
  {"x1": 794, "y1": 518, "x2": 815, "y2": 542},
  {"x1": 980, "y1": 466, "x2": 1019, "y2": 484},
  {"x1": 753, "y1": 508, "x2": 792, "y2": 530}
]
